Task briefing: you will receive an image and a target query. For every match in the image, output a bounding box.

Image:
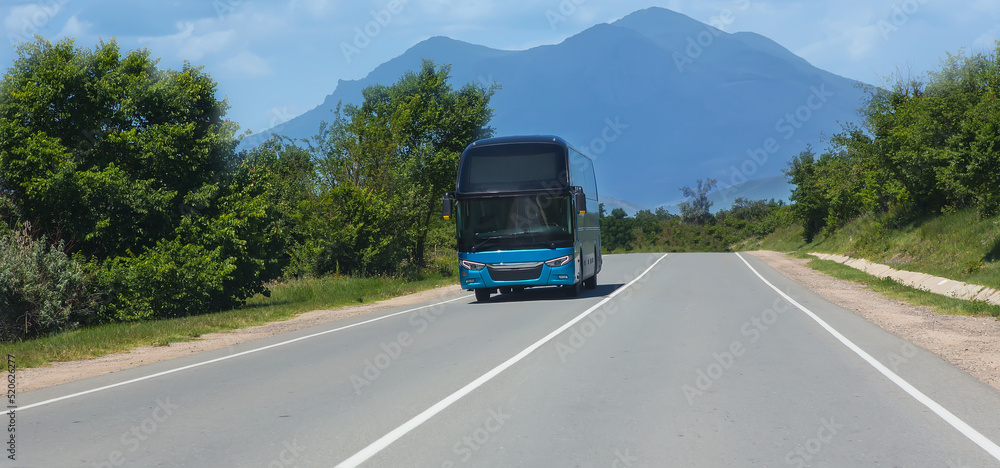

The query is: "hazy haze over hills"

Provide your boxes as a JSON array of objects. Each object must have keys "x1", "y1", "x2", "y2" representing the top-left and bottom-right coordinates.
[{"x1": 244, "y1": 7, "x2": 868, "y2": 212}]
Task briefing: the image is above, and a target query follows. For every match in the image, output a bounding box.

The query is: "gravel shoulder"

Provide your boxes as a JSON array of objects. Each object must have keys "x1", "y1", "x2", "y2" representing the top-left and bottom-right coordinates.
[
  {"x1": 748, "y1": 250, "x2": 1000, "y2": 392},
  {"x1": 20, "y1": 285, "x2": 466, "y2": 392}
]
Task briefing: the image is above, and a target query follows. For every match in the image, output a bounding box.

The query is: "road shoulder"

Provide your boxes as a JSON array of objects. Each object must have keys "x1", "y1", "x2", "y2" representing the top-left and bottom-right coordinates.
[
  {"x1": 20, "y1": 285, "x2": 465, "y2": 392},
  {"x1": 748, "y1": 250, "x2": 1000, "y2": 393}
]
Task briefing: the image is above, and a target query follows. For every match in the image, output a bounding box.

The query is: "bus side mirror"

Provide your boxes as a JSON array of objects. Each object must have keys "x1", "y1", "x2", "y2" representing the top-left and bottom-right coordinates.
[
  {"x1": 574, "y1": 187, "x2": 587, "y2": 215},
  {"x1": 442, "y1": 192, "x2": 454, "y2": 219}
]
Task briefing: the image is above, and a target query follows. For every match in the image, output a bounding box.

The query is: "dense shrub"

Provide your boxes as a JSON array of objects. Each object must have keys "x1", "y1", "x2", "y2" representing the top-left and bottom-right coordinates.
[
  {"x1": 599, "y1": 200, "x2": 793, "y2": 253},
  {"x1": 0, "y1": 225, "x2": 94, "y2": 340},
  {"x1": 99, "y1": 238, "x2": 236, "y2": 321}
]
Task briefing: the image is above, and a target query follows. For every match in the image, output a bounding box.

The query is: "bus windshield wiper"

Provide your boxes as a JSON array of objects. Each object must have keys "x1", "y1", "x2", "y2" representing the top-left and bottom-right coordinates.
[
  {"x1": 471, "y1": 234, "x2": 519, "y2": 252},
  {"x1": 472, "y1": 234, "x2": 560, "y2": 252},
  {"x1": 518, "y1": 240, "x2": 559, "y2": 250}
]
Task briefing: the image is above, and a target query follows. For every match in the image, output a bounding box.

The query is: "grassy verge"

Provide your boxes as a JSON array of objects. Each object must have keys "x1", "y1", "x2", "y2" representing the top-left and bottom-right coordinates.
[
  {"x1": 4, "y1": 274, "x2": 455, "y2": 369},
  {"x1": 756, "y1": 209, "x2": 1000, "y2": 290},
  {"x1": 807, "y1": 258, "x2": 1000, "y2": 318},
  {"x1": 739, "y1": 224, "x2": 809, "y2": 254}
]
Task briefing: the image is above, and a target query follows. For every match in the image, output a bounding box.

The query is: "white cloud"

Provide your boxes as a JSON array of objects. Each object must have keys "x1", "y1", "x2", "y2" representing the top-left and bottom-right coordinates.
[
  {"x1": 55, "y1": 15, "x2": 90, "y2": 39},
  {"x1": 290, "y1": 0, "x2": 337, "y2": 18},
  {"x1": 220, "y1": 50, "x2": 272, "y2": 76},
  {"x1": 972, "y1": 27, "x2": 999, "y2": 51},
  {"x1": 139, "y1": 21, "x2": 236, "y2": 61},
  {"x1": 4, "y1": 2, "x2": 72, "y2": 43}
]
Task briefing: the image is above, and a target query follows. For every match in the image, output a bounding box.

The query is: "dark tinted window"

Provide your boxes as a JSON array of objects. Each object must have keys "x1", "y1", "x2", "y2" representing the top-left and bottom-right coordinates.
[
  {"x1": 568, "y1": 149, "x2": 598, "y2": 201},
  {"x1": 457, "y1": 143, "x2": 568, "y2": 193},
  {"x1": 457, "y1": 195, "x2": 573, "y2": 252}
]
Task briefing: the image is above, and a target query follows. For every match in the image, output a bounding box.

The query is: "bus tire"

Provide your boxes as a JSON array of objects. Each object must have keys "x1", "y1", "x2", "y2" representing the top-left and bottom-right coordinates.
[
  {"x1": 475, "y1": 288, "x2": 491, "y2": 302},
  {"x1": 584, "y1": 274, "x2": 597, "y2": 290},
  {"x1": 565, "y1": 281, "x2": 582, "y2": 297}
]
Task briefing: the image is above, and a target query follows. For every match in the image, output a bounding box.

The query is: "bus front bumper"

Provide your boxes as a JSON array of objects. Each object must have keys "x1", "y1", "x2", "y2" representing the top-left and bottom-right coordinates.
[{"x1": 458, "y1": 248, "x2": 578, "y2": 290}]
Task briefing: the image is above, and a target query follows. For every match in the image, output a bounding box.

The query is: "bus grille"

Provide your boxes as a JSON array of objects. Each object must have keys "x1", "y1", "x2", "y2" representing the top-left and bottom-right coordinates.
[{"x1": 488, "y1": 265, "x2": 543, "y2": 282}]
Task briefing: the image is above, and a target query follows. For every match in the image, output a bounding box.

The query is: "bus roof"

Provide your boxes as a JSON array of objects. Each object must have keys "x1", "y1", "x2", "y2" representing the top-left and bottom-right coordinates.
[{"x1": 466, "y1": 135, "x2": 569, "y2": 149}]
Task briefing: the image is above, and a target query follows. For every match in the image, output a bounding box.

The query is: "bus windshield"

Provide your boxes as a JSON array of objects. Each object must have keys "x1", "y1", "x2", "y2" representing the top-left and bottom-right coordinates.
[{"x1": 458, "y1": 194, "x2": 573, "y2": 252}]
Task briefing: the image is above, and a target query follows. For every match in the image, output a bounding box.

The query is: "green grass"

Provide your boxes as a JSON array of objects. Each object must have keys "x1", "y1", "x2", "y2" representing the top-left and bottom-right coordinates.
[
  {"x1": 807, "y1": 258, "x2": 1000, "y2": 318},
  {"x1": 3, "y1": 273, "x2": 455, "y2": 369},
  {"x1": 741, "y1": 224, "x2": 810, "y2": 253},
  {"x1": 750, "y1": 209, "x2": 1000, "y2": 318},
  {"x1": 756, "y1": 209, "x2": 1000, "y2": 290}
]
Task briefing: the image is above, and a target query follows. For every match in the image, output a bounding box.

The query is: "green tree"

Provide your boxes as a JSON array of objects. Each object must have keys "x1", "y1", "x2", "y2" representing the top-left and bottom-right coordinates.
[
  {"x1": 600, "y1": 207, "x2": 635, "y2": 252},
  {"x1": 678, "y1": 178, "x2": 717, "y2": 225},
  {"x1": 308, "y1": 60, "x2": 498, "y2": 274},
  {"x1": 784, "y1": 147, "x2": 828, "y2": 242},
  {"x1": 0, "y1": 38, "x2": 238, "y2": 258},
  {"x1": 0, "y1": 38, "x2": 293, "y2": 322}
]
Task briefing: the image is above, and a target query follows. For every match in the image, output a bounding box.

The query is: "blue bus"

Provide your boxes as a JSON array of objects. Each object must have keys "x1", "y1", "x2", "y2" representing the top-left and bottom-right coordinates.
[{"x1": 442, "y1": 135, "x2": 601, "y2": 302}]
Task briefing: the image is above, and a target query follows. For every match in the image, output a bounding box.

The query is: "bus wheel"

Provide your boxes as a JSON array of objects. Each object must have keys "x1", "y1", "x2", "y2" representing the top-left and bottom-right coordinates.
[
  {"x1": 475, "y1": 289, "x2": 491, "y2": 302},
  {"x1": 564, "y1": 281, "x2": 582, "y2": 297},
  {"x1": 584, "y1": 274, "x2": 598, "y2": 290}
]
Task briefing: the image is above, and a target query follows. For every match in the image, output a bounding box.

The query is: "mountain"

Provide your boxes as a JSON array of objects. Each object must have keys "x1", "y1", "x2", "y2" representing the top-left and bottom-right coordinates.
[{"x1": 242, "y1": 7, "x2": 865, "y2": 211}]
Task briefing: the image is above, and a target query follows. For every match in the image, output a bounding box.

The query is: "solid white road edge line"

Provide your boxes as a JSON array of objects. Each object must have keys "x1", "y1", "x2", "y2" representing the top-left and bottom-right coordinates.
[
  {"x1": 735, "y1": 252, "x2": 1000, "y2": 462},
  {"x1": 19, "y1": 294, "x2": 473, "y2": 413},
  {"x1": 335, "y1": 253, "x2": 670, "y2": 468}
]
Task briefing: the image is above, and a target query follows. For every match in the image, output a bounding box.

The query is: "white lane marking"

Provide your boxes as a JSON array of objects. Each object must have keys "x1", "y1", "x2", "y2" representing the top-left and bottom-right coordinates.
[
  {"x1": 19, "y1": 295, "x2": 472, "y2": 412},
  {"x1": 736, "y1": 253, "x2": 1000, "y2": 462},
  {"x1": 336, "y1": 254, "x2": 669, "y2": 468}
]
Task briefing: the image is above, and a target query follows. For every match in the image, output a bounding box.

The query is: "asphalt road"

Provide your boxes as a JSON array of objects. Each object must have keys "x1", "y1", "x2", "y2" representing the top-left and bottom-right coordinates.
[{"x1": 11, "y1": 253, "x2": 1000, "y2": 467}]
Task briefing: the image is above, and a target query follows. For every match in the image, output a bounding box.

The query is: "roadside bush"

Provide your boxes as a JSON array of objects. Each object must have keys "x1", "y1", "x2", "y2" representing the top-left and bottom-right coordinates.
[
  {"x1": 99, "y1": 238, "x2": 236, "y2": 321},
  {"x1": 0, "y1": 225, "x2": 94, "y2": 341}
]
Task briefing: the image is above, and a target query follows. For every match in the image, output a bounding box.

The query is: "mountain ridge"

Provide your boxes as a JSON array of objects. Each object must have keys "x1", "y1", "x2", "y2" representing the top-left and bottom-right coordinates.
[{"x1": 243, "y1": 7, "x2": 866, "y2": 211}]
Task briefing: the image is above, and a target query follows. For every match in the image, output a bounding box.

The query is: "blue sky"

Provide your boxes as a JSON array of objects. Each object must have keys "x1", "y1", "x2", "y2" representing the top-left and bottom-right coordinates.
[{"x1": 2, "y1": 0, "x2": 999, "y2": 135}]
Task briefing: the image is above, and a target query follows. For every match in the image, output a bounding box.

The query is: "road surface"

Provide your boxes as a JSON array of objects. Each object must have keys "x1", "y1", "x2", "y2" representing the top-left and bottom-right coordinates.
[{"x1": 11, "y1": 253, "x2": 1000, "y2": 467}]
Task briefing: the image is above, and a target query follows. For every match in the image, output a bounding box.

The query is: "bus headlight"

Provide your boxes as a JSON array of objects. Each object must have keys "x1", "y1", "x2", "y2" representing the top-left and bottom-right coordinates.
[
  {"x1": 460, "y1": 259, "x2": 486, "y2": 271},
  {"x1": 545, "y1": 255, "x2": 572, "y2": 268}
]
